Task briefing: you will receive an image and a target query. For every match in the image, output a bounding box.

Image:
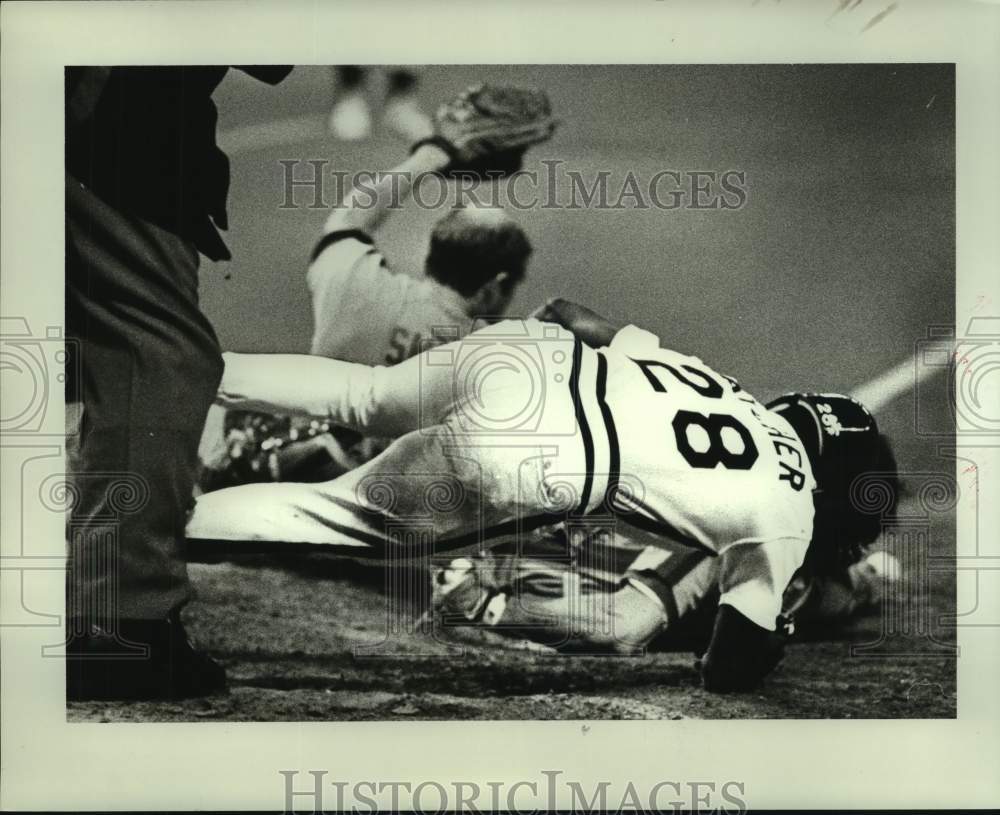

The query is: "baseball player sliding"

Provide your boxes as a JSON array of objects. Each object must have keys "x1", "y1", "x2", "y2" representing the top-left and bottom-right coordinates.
[
  {"x1": 188, "y1": 295, "x2": 899, "y2": 692},
  {"x1": 187, "y1": 84, "x2": 899, "y2": 692}
]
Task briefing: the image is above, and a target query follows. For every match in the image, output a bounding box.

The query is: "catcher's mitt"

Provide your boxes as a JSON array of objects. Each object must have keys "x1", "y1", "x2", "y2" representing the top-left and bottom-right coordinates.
[{"x1": 412, "y1": 83, "x2": 557, "y2": 176}]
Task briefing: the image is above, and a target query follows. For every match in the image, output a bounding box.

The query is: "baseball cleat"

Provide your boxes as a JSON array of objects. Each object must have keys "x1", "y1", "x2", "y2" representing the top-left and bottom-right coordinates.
[{"x1": 431, "y1": 555, "x2": 505, "y2": 625}]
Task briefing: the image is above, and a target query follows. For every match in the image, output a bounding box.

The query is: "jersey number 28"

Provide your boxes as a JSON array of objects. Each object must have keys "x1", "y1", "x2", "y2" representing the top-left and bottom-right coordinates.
[{"x1": 632, "y1": 359, "x2": 759, "y2": 471}]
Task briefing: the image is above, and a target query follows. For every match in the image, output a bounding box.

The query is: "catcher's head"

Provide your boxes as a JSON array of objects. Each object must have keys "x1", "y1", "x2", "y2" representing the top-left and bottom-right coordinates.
[
  {"x1": 425, "y1": 204, "x2": 531, "y2": 315},
  {"x1": 766, "y1": 392, "x2": 900, "y2": 575}
]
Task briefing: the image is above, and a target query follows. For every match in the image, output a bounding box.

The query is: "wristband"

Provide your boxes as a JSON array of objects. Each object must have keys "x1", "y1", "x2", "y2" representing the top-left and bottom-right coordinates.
[{"x1": 409, "y1": 136, "x2": 456, "y2": 161}]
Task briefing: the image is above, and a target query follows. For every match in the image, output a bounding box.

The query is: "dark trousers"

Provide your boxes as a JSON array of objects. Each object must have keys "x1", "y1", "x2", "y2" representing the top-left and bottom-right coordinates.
[{"x1": 65, "y1": 174, "x2": 223, "y2": 622}]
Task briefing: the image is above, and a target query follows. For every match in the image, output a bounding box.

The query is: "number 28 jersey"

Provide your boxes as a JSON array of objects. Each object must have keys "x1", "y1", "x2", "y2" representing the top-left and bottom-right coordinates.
[{"x1": 571, "y1": 325, "x2": 818, "y2": 628}]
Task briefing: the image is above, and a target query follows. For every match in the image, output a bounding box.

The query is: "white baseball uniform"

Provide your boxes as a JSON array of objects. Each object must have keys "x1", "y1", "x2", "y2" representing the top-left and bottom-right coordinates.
[{"x1": 188, "y1": 319, "x2": 816, "y2": 629}]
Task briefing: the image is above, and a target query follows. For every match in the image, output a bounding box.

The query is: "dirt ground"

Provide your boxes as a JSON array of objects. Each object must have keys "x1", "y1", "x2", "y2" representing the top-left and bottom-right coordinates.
[{"x1": 68, "y1": 500, "x2": 956, "y2": 722}]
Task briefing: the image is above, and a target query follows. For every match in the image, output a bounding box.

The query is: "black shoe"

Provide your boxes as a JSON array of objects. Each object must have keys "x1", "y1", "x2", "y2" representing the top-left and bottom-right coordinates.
[{"x1": 66, "y1": 612, "x2": 227, "y2": 701}]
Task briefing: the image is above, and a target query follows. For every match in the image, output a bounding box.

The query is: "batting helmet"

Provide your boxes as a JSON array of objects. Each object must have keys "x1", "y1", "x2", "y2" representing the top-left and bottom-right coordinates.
[{"x1": 766, "y1": 392, "x2": 899, "y2": 574}]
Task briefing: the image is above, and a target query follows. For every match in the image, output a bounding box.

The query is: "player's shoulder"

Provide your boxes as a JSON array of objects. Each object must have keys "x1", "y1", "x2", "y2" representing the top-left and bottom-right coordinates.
[
  {"x1": 606, "y1": 324, "x2": 716, "y2": 370},
  {"x1": 467, "y1": 317, "x2": 575, "y2": 342},
  {"x1": 307, "y1": 229, "x2": 392, "y2": 288},
  {"x1": 607, "y1": 323, "x2": 661, "y2": 355}
]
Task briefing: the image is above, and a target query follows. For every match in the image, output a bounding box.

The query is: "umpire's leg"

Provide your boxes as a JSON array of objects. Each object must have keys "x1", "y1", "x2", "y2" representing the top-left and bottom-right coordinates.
[{"x1": 65, "y1": 174, "x2": 225, "y2": 699}]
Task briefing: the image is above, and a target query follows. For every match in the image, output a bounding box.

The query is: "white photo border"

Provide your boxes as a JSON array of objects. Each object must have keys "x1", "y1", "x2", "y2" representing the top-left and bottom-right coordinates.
[{"x1": 1, "y1": 0, "x2": 998, "y2": 810}]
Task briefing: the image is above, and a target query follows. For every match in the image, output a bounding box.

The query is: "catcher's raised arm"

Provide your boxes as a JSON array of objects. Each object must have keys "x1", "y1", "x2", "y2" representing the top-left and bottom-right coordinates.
[{"x1": 410, "y1": 83, "x2": 558, "y2": 177}]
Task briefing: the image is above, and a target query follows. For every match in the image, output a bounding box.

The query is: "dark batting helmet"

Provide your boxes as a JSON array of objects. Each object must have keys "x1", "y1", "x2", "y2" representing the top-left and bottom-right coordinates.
[{"x1": 766, "y1": 392, "x2": 900, "y2": 575}]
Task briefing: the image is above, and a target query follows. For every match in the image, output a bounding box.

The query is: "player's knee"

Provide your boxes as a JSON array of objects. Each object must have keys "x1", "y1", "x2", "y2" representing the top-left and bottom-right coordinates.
[
  {"x1": 605, "y1": 584, "x2": 668, "y2": 653},
  {"x1": 544, "y1": 584, "x2": 666, "y2": 655}
]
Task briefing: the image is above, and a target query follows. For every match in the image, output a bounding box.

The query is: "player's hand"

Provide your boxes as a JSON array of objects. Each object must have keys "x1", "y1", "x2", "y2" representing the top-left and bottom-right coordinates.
[
  {"x1": 531, "y1": 298, "x2": 620, "y2": 349},
  {"x1": 530, "y1": 297, "x2": 566, "y2": 322},
  {"x1": 531, "y1": 297, "x2": 593, "y2": 325}
]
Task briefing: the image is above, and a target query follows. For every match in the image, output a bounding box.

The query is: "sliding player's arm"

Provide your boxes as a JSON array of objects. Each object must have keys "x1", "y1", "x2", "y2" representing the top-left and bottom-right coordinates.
[
  {"x1": 699, "y1": 604, "x2": 787, "y2": 693},
  {"x1": 216, "y1": 346, "x2": 455, "y2": 438},
  {"x1": 699, "y1": 537, "x2": 808, "y2": 692}
]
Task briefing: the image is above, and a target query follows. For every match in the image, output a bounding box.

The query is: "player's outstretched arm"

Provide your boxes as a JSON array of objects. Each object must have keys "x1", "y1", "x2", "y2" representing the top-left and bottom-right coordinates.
[
  {"x1": 531, "y1": 298, "x2": 620, "y2": 348},
  {"x1": 216, "y1": 352, "x2": 383, "y2": 427},
  {"x1": 216, "y1": 345, "x2": 458, "y2": 438}
]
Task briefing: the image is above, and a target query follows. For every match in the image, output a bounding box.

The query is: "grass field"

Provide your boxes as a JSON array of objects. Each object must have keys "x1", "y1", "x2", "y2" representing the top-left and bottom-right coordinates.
[{"x1": 70, "y1": 64, "x2": 956, "y2": 722}]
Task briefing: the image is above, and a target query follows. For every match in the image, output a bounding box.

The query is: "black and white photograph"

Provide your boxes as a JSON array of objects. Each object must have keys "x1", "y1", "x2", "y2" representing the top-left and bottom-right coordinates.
[
  {"x1": 61, "y1": 61, "x2": 958, "y2": 722},
  {"x1": 2, "y1": 1, "x2": 999, "y2": 811}
]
